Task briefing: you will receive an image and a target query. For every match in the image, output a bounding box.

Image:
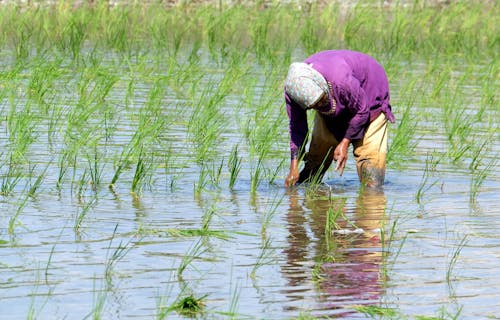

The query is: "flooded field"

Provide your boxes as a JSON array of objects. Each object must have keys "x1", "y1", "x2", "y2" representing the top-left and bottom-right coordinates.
[{"x1": 0, "y1": 1, "x2": 498, "y2": 319}]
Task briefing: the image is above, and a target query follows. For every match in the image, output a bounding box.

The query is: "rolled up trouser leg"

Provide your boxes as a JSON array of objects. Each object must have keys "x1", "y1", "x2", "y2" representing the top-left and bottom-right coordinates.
[
  {"x1": 298, "y1": 113, "x2": 337, "y2": 184},
  {"x1": 352, "y1": 113, "x2": 388, "y2": 187}
]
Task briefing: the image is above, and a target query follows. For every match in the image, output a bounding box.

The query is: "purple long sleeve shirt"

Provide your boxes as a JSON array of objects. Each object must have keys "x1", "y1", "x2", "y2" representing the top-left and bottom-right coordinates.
[{"x1": 286, "y1": 50, "x2": 395, "y2": 159}]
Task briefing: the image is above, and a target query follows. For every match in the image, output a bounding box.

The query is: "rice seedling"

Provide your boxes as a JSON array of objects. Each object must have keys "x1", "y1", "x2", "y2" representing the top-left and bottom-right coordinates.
[
  {"x1": 28, "y1": 162, "x2": 51, "y2": 197},
  {"x1": 468, "y1": 134, "x2": 497, "y2": 205},
  {"x1": 446, "y1": 236, "x2": 468, "y2": 290},
  {"x1": 228, "y1": 144, "x2": 242, "y2": 190},
  {"x1": 386, "y1": 79, "x2": 419, "y2": 166},
  {"x1": 177, "y1": 238, "x2": 208, "y2": 281},
  {"x1": 7, "y1": 101, "x2": 39, "y2": 164},
  {"x1": 249, "y1": 156, "x2": 264, "y2": 196},
  {"x1": 87, "y1": 147, "x2": 105, "y2": 191},
  {"x1": 250, "y1": 237, "x2": 275, "y2": 279},
  {"x1": 259, "y1": 192, "x2": 284, "y2": 236},
  {"x1": 415, "y1": 153, "x2": 439, "y2": 207},
  {"x1": 74, "y1": 197, "x2": 96, "y2": 234},
  {"x1": 169, "y1": 293, "x2": 207, "y2": 317},
  {"x1": 87, "y1": 278, "x2": 108, "y2": 320},
  {"x1": 1, "y1": 156, "x2": 23, "y2": 196},
  {"x1": 324, "y1": 200, "x2": 346, "y2": 241},
  {"x1": 104, "y1": 225, "x2": 133, "y2": 286},
  {"x1": 131, "y1": 147, "x2": 154, "y2": 195},
  {"x1": 8, "y1": 192, "x2": 29, "y2": 235},
  {"x1": 354, "y1": 305, "x2": 398, "y2": 318}
]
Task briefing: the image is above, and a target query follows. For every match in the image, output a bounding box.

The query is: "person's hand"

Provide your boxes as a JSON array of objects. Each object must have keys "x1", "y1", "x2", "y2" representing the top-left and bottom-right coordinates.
[
  {"x1": 285, "y1": 159, "x2": 300, "y2": 187},
  {"x1": 334, "y1": 138, "x2": 350, "y2": 176}
]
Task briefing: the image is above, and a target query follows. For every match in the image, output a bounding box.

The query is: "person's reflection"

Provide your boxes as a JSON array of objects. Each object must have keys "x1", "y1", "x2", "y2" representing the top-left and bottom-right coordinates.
[{"x1": 283, "y1": 187, "x2": 387, "y2": 315}]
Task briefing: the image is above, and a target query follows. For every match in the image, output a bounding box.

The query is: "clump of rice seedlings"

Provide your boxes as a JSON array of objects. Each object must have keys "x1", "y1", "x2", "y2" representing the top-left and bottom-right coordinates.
[{"x1": 169, "y1": 294, "x2": 207, "y2": 317}]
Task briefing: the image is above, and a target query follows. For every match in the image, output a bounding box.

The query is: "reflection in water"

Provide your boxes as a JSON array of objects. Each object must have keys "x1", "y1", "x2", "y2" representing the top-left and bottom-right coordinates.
[{"x1": 283, "y1": 187, "x2": 387, "y2": 316}]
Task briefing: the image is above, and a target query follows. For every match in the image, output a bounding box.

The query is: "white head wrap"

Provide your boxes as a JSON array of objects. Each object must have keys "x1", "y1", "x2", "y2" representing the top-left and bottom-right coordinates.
[{"x1": 285, "y1": 62, "x2": 329, "y2": 110}]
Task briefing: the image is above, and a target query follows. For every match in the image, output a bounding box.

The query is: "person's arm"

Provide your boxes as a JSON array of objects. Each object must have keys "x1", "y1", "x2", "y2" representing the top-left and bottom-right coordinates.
[
  {"x1": 285, "y1": 92, "x2": 308, "y2": 187},
  {"x1": 333, "y1": 137, "x2": 350, "y2": 176},
  {"x1": 285, "y1": 158, "x2": 300, "y2": 187}
]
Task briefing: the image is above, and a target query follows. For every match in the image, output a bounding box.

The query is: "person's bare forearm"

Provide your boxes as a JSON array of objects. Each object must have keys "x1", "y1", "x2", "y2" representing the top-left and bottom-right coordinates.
[
  {"x1": 285, "y1": 159, "x2": 300, "y2": 187},
  {"x1": 334, "y1": 138, "x2": 350, "y2": 176}
]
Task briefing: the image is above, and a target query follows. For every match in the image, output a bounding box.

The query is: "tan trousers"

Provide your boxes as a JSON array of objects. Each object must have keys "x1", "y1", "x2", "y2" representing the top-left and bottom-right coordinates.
[{"x1": 298, "y1": 113, "x2": 388, "y2": 187}]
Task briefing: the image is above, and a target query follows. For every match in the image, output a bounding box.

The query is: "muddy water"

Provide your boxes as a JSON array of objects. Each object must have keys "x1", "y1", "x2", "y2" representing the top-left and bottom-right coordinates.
[{"x1": 0, "y1": 55, "x2": 498, "y2": 319}]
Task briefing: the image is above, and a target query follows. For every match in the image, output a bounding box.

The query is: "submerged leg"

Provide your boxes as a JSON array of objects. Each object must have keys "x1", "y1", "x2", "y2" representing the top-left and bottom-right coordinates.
[
  {"x1": 352, "y1": 113, "x2": 388, "y2": 188},
  {"x1": 298, "y1": 113, "x2": 337, "y2": 184}
]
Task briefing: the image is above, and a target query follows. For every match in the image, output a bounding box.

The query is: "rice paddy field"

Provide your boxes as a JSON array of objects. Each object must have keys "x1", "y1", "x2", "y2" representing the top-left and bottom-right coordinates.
[{"x1": 0, "y1": 0, "x2": 498, "y2": 319}]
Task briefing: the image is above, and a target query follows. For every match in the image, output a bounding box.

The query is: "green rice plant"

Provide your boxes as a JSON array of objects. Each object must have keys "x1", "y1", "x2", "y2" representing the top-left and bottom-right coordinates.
[
  {"x1": 177, "y1": 238, "x2": 208, "y2": 281},
  {"x1": 260, "y1": 192, "x2": 284, "y2": 236},
  {"x1": 87, "y1": 147, "x2": 105, "y2": 191},
  {"x1": 28, "y1": 162, "x2": 51, "y2": 197},
  {"x1": 87, "y1": 278, "x2": 108, "y2": 320},
  {"x1": 8, "y1": 193, "x2": 29, "y2": 235},
  {"x1": 104, "y1": 225, "x2": 133, "y2": 285},
  {"x1": 187, "y1": 78, "x2": 229, "y2": 164},
  {"x1": 446, "y1": 236, "x2": 468, "y2": 288},
  {"x1": 228, "y1": 144, "x2": 242, "y2": 190},
  {"x1": 468, "y1": 133, "x2": 497, "y2": 205},
  {"x1": 469, "y1": 156, "x2": 496, "y2": 205},
  {"x1": 169, "y1": 294, "x2": 207, "y2": 317},
  {"x1": 250, "y1": 237, "x2": 275, "y2": 279},
  {"x1": 387, "y1": 79, "x2": 419, "y2": 166},
  {"x1": 56, "y1": 148, "x2": 73, "y2": 191},
  {"x1": 354, "y1": 305, "x2": 399, "y2": 318},
  {"x1": 324, "y1": 201, "x2": 344, "y2": 237},
  {"x1": 7, "y1": 101, "x2": 39, "y2": 164},
  {"x1": 74, "y1": 198, "x2": 96, "y2": 234},
  {"x1": 250, "y1": 156, "x2": 264, "y2": 196},
  {"x1": 155, "y1": 286, "x2": 174, "y2": 320},
  {"x1": 207, "y1": 158, "x2": 224, "y2": 189},
  {"x1": 1, "y1": 156, "x2": 23, "y2": 196},
  {"x1": 26, "y1": 265, "x2": 54, "y2": 320},
  {"x1": 73, "y1": 169, "x2": 90, "y2": 201},
  {"x1": 57, "y1": 12, "x2": 87, "y2": 62},
  {"x1": 416, "y1": 153, "x2": 439, "y2": 207},
  {"x1": 27, "y1": 56, "x2": 63, "y2": 107},
  {"x1": 194, "y1": 164, "x2": 210, "y2": 199},
  {"x1": 131, "y1": 148, "x2": 154, "y2": 195}
]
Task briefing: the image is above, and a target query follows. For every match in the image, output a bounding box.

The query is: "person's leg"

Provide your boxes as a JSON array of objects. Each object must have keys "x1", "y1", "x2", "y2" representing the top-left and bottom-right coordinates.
[
  {"x1": 298, "y1": 113, "x2": 338, "y2": 184},
  {"x1": 352, "y1": 113, "x2": 388, "y2": 187}
]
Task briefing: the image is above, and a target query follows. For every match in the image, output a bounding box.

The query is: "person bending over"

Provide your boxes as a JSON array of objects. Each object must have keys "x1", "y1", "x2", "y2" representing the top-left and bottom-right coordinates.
[{"x1": 284, "y1": 50, "x2": 395, "y2": 187}]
